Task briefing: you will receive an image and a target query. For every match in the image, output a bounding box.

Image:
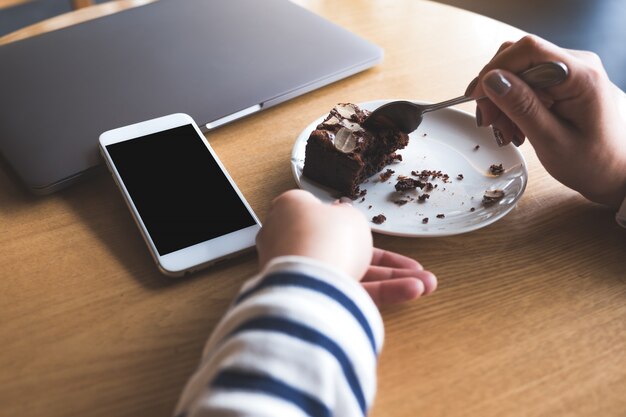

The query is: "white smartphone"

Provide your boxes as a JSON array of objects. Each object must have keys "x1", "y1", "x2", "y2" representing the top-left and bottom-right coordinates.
[{"x1": 99, "y1": 113, "x2": 261, "y2": 277}]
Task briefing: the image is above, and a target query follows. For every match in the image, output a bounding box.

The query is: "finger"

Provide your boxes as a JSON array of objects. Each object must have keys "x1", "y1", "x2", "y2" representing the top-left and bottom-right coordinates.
[
  {"x1": 370, "y1": 247, "x2": 422, "y2": 269},
  {"x1": 476, "y1": 61, "x2": 562, "y2": 146},
  {"x1": 481, "y1": 69, "x2": 565, "y2": 150},
  {"x1": 362, "y1": 266, "x2": 437, "y2": 295},
  {"x1": 332, "y1": 197, "x2": 353, "y2": 206},
  {"x1": 490, "y1": 111, "x2": 520, "y2": 147},
  {"x1": 362, "y1": 278, "x2": 424, "y2": 305},
  {"x1": 494, "y1": 40, "x2": 515, "y2": 56},
  {"x1": 465, "y1": 41, "x2": 515, "y2": 98},
  {"x1": 475, "y1": 63, "x2": 557, "y2": 128},
  {"x1": 471, "y1": 35, "x2": 582, "y2": 108},
  {"x1": 535, "y1": 89, "x2": 555, "y2": 108},
  {"x1": 475, "y1": 35, "x2": 592, "y2": 102},
  {"x1": 512, "y1": 123, "x2": 526, "y2": 147},
  {"x1": 477, "y1": 35, "x2": 568, "y2": 80},
  {"x1": 362, "y1": 266, "x2": 422, "y2": 282},
  {"x1": 271, "y1": 189, "x2": 320, "y2": 207}
]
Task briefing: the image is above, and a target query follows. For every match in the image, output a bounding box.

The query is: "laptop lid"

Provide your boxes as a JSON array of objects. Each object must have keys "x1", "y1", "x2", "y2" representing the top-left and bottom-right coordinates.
[{"x1": 0, "y1": 0, "x2": 382, "y2": 194}]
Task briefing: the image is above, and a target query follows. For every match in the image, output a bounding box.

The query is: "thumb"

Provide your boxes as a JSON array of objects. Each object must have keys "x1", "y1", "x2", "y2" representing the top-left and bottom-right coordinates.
[{"x1": 482, "y1": 69, "x2": 562, "y2": 147}]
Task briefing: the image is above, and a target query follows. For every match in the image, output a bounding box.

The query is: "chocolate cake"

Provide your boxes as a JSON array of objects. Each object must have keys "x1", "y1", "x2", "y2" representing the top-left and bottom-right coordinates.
[{"x1": 302, "y1": 103, "x2": 409, "y2": 198}]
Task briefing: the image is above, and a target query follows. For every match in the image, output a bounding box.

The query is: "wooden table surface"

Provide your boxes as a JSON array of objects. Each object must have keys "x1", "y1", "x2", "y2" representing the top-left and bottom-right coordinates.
[{"x1": 1, "y1": 1, "x2": 625, "y2": 416}]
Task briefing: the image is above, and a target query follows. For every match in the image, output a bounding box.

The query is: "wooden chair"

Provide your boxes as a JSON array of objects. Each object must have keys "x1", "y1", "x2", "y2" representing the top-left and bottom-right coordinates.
[
  {"x1": 0, "y1": 0, "x2": 95, "y2": 11},
  {"x1": 0, "y1": 0, "x2": 156, "y2": 46}
]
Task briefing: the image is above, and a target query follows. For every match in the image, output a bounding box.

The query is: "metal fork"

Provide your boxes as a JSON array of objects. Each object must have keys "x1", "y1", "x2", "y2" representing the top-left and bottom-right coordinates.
[{"x1": 362, "y1": 61, "x2": 569, "y2": 133}]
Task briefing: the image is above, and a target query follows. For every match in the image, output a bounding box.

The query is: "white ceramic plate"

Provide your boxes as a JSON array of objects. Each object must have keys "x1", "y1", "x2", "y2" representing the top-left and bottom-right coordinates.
[{"x1": 291, "y1": 100, "x2": 528, "y2": 237}]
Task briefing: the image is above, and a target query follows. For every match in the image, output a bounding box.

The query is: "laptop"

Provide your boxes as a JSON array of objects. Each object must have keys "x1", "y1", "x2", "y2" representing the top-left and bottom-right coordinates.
[{"x1": 0, "y1": 0, "x2": 382, "y2": 194}]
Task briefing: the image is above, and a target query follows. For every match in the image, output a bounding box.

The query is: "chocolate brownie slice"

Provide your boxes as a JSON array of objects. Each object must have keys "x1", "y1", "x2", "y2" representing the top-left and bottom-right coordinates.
[{"x1": 302, "y1": 103, "x2": 409, "y2": 198}]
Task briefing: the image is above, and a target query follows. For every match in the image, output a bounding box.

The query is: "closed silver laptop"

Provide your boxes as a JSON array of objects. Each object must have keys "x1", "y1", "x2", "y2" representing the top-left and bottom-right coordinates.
[{"x1": 0, "y1": 0, "x2": 382, "y2": 194}]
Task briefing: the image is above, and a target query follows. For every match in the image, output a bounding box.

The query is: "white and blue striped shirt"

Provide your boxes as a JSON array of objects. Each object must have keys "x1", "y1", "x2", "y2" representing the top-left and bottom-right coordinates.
[{"x1": 174, "y1": 256, "x2": 384, "y2": 417}]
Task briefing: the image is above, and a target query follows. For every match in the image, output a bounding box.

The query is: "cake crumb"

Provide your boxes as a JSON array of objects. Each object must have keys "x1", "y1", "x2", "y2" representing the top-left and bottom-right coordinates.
[
  {"x1": 457, "y1": 174, "x2": 464, "y2": 180},
  {"x1": 411, "y1": 169, "x2": 448, "y2": 182},
  {"x1": 417, "y1": 193, "x2": 430, "y2": 203},
  {"x1": 474, "y1": 145, "x2": 480, "y2": 150},
  {"x1": 470, "y1": 207, "x2": 476, "y2": 212},
  {"x1": 394, "y1": 199, "x2": 409, "y2": 206},
  {"x1": 379, "y1": 169, "x2": 395, "y2": 182},
  {"x1": 395, "y1": 177, "x2": 425, "y2": 192},
  {"x1": 372, "y1": 214, "x2": 387, "y2": 224},
  {"x1": 482, "y1": 189, "x2": 505, "y2": 206},
  {"x1": 436, "y1": 213, "x2": 445, "y2": 219},
  {"x1": 489, "y1": 163, "x2": 504, "y2": 175},
  {"x1": 422, "y1": 217, "x2": 429, "y2": 224}
]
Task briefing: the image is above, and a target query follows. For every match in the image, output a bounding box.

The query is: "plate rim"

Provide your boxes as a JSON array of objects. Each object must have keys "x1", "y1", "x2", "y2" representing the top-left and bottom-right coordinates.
[{"x1": 290, "y1": 99, "x2": 528, "y2": 237}]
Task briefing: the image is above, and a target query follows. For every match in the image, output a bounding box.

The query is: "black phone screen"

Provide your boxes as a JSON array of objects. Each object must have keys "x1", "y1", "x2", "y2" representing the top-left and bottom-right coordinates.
[{"x1": 106, "y1": 124, "x2": 257, "y2": 256}]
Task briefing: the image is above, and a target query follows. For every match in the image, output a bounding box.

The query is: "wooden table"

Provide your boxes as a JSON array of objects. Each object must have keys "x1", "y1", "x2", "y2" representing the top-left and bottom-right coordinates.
[{"x1": 1, "y1": 1, "x2": 625, "y2": 416}]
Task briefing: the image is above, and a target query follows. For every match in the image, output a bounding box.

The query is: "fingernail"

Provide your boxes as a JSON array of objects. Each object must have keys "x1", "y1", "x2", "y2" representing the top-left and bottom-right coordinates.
[
  {"x1": 492, "y1": 126, "x2": 505, "y2": 147},
  {"x1": 475, "y1": 107, "x2": 483, "y2": 127},
  {"x1": 485, "y1": 71, "x2": 512, "y2": 97},
  {"x1": 339, "y1": 197, "x2": 353, "y2": 205},
  {"x1": 464, "y1": 76, "x2": 479, "y2": 96}
]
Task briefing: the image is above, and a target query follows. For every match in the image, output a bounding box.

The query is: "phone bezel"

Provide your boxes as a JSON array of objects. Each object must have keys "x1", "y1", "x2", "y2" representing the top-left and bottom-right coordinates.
[{"x1": 99, "y1": 113, "x2": 261, "y2": 276}]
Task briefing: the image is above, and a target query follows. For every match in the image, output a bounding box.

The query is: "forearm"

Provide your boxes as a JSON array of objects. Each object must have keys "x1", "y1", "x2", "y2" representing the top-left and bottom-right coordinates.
[{"x1": 174, "y1": 256, "x2": 384, "y2": 417}]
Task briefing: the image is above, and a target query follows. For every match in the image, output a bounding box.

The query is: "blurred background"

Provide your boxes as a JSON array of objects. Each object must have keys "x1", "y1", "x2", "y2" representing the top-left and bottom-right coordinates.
[
  {"x1": 433, "y1": 0, "x2": 626, "y2": 90},
  {"x1": 1, "y1": 0, "x2": 625, "y2": 89}
]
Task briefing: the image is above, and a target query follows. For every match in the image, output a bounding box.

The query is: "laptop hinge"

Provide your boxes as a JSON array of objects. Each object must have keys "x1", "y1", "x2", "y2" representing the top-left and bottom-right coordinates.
[{"x1": 204, "y1": 104, "x2": 263, "y2": 130}]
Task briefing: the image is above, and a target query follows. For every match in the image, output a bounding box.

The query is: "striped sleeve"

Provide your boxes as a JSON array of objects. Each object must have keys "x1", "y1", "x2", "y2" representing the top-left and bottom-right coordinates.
[{"x1": 173, "y1": 255, "x2": 384, "y2": 417}]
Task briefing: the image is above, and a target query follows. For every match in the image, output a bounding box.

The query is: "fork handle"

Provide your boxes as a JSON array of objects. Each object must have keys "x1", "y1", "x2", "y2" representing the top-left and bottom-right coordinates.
[
  {"x1": 422, "y1": 61, "x2": 569, "y2": 113},
  {"x1": 422, "y1": 95, "x2": 476, "y2": 113}
]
